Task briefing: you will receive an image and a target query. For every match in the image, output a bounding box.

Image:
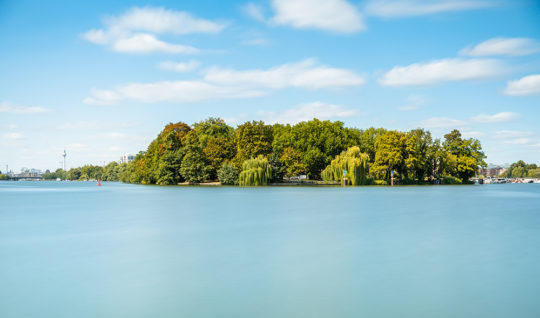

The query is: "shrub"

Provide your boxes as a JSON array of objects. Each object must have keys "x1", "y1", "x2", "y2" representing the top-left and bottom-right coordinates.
[
  {"x1": 218, "y1": 162, "x2": 238, "y2": 185},
  {"x1": 442, "y1": 176, "x2": 462, "y2": 184}
]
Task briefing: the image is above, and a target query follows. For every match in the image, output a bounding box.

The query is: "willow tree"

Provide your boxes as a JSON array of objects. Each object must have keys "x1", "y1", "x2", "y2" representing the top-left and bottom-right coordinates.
[
  {"x1": 321, "y1": 146, "x2": 370, "y2": 185},
  {"x1": 239, "y1": 155, "x2": 272, "y2": 186}
]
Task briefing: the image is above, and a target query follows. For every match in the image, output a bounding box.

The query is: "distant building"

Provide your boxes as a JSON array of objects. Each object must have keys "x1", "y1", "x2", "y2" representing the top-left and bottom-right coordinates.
[
  {"x1": 120, "y1": 154, "x2": 135, "y2": 164},
  {"x1": 480, "y1": 167, "x2": 506, "y2": 177}
]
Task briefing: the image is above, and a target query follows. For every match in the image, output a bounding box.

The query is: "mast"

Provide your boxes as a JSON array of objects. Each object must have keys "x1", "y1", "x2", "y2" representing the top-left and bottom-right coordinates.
[{"x1": 62, "y1": 150, "x2": 67, "y2": 171}]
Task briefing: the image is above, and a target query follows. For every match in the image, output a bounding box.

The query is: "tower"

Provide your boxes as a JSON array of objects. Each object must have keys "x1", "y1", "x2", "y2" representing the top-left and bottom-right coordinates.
[{"x1": 62, "y1": 150, "x2": 67, "y2": 171}]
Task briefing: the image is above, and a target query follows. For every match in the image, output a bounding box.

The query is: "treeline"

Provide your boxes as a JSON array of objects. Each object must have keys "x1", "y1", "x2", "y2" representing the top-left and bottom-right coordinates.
[
  {"x1": 42, "y1": 162, "x2": 121, "y2": 181},
  {"x1": 501, "y1": 161, "x2": 540, "y2": 178},
  {"x1": 50, "y1": 118, "x2": 487, "y2": 186}
]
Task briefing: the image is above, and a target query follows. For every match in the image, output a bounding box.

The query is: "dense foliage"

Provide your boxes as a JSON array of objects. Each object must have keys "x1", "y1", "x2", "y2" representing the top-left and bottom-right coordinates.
[
  {"x1": 322, "y1": 146, "x2": 370, "y2": 185},
  {"x1": 217, "y1": 162, "x2": 239, "y2": 185},
  {"x1": 56, "y1": 118, "x2": 487, "y2": 186},
  {"x1": 238, "y1": 155, "x2": 272, "y2": 186},
  {"x1": 501, "y1": 161, "x2": 540, "y2": 178}
]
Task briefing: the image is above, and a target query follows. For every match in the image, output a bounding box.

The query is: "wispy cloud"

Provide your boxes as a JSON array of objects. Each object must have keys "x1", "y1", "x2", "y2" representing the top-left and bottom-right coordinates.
[
  {"x1": 461, "y1": 131, "x2": 486, "y2": 138},
  {"x1": 1, "y1": 132, "x2": 23, "y2": 140},
  {"x1": 259, "y1": 101, "x2": 359, "y2": 124},
  {"x1": 418, "y1": 111, "x2": 519, "y2": 130},
  {"x1": 460, "y1": 37, "x2": 540, "y2": 57},
  {"x1": 365, "y1": 0, "x2": 496, "y2": 18},
  {"x1": 379, "y1": 58, "x2": 505, "y2": 86},
  {"x1": 204, "y1": 58, "x2": 365, "y2": 89},
  {"x1": 503, "y1": 138, "x2": 532, "y2": 145},
  {"x1": 269, "y1": 0, "x2": 365, "y2": 33},
  {"x1": 470, "y1": 112, "x2": 519, "y2": 123},
  {"x1": 0, "y1": 101, "x2": 50, "y2": 114},
  {"x1": 495, "y1": 130, "x2": 534, "y2": 138},
  {"x1": 158, "y1": 60, "x2": 201, "y2": 72},
  {"x1": 504, "y1": 74, "x2": 540, "y2": 96},
  {"x1": 82, "y1": 6, "x2": 225, "y2": 54},
  {"x1": 417, "y1": 117, "x2": 467, "y2": 129},
  {"x1": 397, "y1": 94, "x2": 429, "y2": 111},
  {"x1": 111, "y1": 34, "x2": 198, "y2": 54},
  {"x1": 242, "y1": 3, "x2": 266, "y2": 22},
  {"x1": 84, "y1": 59, "x2": 365, "y2": 105}
]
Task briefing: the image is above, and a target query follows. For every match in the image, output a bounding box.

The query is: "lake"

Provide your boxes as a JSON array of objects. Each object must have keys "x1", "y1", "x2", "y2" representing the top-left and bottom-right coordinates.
[{"x1": 1, "y1": 181, "x2": 540, "y2": 318}]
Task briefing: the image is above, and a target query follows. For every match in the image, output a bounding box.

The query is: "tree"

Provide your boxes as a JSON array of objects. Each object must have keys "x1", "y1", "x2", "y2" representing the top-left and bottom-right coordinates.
[
  {"x1": 371, "y1": 130, "x2": 408, "y2": 181},
  {"x1": 102, "y1": 161, "x2": 120, "y2": 181},
  {"x1": 239, "y1": 155, "x2": 272, "y2": 186},
  {"x1": 358, "y1": 127, "x2": 387, "y2": 164},
  {"x1": 280, "y1": 147, "x2": 306, "y2": 178},
  {"x1": 528, "y1": 168, "x2": 540, "y2": 178},
  {"x1": 442, "y1": 130, "x2": 486, "y2": 182},
  {"x1": 234, "y1": 121, "x2": 273, "y2": 166},
  {"x1": 272, "y1": 119, "x2": 360, "y2": 179},
  {"x1": 268, "y1": 153, "x2": 285, "y2": 183},
  {"x1": 405, "y1": 129, "x2": 432, "y2": 181},
  {"x1": 321, "y1": 146, "x2": 370, "y2": 185},
  {"x1": 217, "y1": 162, "x2": 239, "y2": 185},
  {"x1": 157, "y1": 149, "x2": 184, "y2": 185},
  {"x1": 180, "y1": 150, "x2": 211, "y2": 183}
]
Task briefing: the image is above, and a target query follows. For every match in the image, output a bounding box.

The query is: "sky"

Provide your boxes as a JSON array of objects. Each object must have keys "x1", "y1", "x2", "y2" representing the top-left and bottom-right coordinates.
[{"x1": 1, "y1": 0, "x2": 539, "y2": 172}]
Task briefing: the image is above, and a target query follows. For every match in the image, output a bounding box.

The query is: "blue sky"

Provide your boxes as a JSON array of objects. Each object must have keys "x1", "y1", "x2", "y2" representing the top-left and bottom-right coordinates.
[{"x1": 1, "y1": 0, "x2": 539, "y2": 172}]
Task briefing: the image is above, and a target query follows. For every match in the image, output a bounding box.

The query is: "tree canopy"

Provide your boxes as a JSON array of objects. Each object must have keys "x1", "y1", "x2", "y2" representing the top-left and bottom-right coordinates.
[{"x1": 59, "y1": 118, "x2": 487, "y2": 185}]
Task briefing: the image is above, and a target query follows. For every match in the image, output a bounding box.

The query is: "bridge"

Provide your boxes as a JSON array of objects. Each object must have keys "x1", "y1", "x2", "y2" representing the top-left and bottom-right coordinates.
[{"x1": 8, "y1": 173, "x2": 43, "y2": 181}]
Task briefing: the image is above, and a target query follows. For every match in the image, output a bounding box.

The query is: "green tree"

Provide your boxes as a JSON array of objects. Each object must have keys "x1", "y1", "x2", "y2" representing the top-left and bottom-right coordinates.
[
  {"x1": 371, "y1": 130, "x2": 408, "y2": 181},
  {"x1": 442, "y1": 130, "x2": 486, "y2": 182},
  {"x1": 217, "y1": 162, "x2": 239, "y2": 185},
  {"x1": 239, "y1": 155, "x2": 272, "y2": 186},
  {"x1": 405, "y1": 129, "x2": 432, "y2": 181},
  {"x1": 180, "y1": 150, "x2": 211, "y2": 183},
  {"x1": 280, "y1": 146, "x2": 306, "y2": 178},
  {"x1": 321, "y1": 146, "x2": 370, "y2": 185},
  {"x1": 234, "y1": 121, "x2": 273, "y2": 166},
  {"x1": 102, "y1": 161, "x2": 120, "y2": 181}
]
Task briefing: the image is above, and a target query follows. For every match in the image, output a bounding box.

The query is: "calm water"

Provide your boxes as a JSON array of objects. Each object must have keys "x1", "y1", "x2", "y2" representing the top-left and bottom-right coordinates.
[{"x1": 1, "y1": 181, "x2": 540, "y2": 318}]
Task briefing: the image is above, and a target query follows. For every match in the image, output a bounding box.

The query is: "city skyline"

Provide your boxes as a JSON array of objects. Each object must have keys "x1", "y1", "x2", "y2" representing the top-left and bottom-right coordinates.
[{"x1": 1, "y1": 0, "x2": 540, "y2": 171}]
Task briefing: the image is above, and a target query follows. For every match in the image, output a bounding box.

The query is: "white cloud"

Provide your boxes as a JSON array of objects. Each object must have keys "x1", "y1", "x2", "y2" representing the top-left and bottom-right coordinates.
[
  {"x1": 242, "y1": 38, "x2": 271, "y2": 46},
  {"x1": 0, "y1": 101, "x2": 50, "y2": 114},
  {"x1": 470, "y1": 112, "x2": 519, "y2": 123},
  {"x1": 259, "y1": 101, "x2": 358, "y2": 124},
  {"x1": 82, "y1": 6, "x2": 225, "y2": 54},
  {"x1": 56, "y1": 121, "x2": 135, "y2": 130},
  {"x1": 379, "y1": 58, "x2": 505, "y2": 86},
  {"x1": 504, "y1": 138, "x2": 532, "y2": 145},
  {"x1": 204, "y1": 59, "x2": 365, "y2": 89},
  {"x1": 270, "y1": 0, "x2": 365, "y2": 33},
  {"x1": 365, "y1": 0, "x2": 495, "y2": 18},
  {"x1": 84, "y1": 81, "x2": 265, "y2": 105},
  {"x1": 2, "y1": 132, "x2": 23, "y2": 140},
  {"x1": 460, "y1": 37, "x2": 540, "y2": 57},
  {"x1": 85, "y1": 59, "x2": 365, "y2": 105},
  {"x1": 504, "y1": 74, "x2": 540, "y2": 96},
  {"x1": 111, "y1": 33, "x2": 198, "y2": 54},
  {"x1": 242, "y1": 3, "x2": 266, "y2": 22},
  {"x1": 417, "y1": 117, "x2": 466, "y2": 129},
  {"x1": 461, "y1": 131, "x2": 486, "y2": 138},
  {"x1": 158, "y1": 60, "x2": 201, "y2": 72},
  {"x1": 495, "y1": 130, "x2": 534, "y2": 138},
  {"x1": 397, "y1": 94, "x2": 429, "y2": 111}
]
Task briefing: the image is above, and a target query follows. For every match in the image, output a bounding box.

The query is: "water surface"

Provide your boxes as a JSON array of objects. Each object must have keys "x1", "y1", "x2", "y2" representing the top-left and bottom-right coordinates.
[{"x1": 1, "y1": 181, "x2": 540, "y2": 318}]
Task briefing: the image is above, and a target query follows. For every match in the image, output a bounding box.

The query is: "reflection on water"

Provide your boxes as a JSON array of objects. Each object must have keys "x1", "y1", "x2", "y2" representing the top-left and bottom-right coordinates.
[{"x1": 1, "y1": 181, "x2": 540, "y2": 318}]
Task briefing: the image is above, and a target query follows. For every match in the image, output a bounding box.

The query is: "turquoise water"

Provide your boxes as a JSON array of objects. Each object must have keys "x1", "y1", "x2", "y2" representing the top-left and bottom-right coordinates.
[{"x1": 1, "y1": 181, "x2": 540, "y2": 318}]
